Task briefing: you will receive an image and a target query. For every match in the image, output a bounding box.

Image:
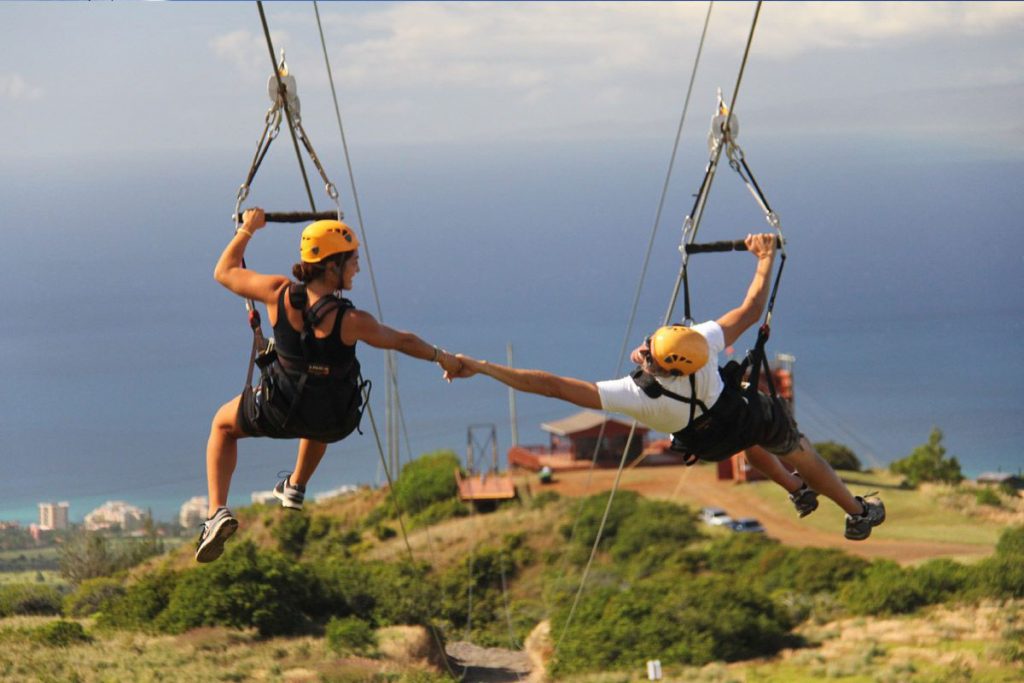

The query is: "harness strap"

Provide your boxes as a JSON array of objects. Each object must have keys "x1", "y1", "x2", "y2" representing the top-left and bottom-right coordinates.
[{"x1": 630, "y1": 368, "x2": 710, "y2": 418}]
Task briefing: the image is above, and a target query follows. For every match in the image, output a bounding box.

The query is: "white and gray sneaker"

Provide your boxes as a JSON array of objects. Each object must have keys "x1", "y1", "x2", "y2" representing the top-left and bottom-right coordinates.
[
  {"x1": 273, "y1": 474, "x2": 306, "y2": 510},
  {"x1": 195, "y1": 507, "x2": 238, "y2": 563},
  {"x1": 845, "y1": 495, "x2": 886, "y2": 541}
]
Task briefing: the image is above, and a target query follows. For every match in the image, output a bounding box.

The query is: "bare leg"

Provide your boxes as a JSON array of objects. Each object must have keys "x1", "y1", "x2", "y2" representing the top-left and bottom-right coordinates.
[
  {"x1": 292, "y1": 439, "x2": 328, "y2": 488},
  {"x1": 206, "y1": 395, "x2": 247, "y2": 517},
  {"x1": 777, "y1": 436, "x2": 863, "y2": 515},
  {"x1": 744, "y1": 446, "x2": 803, "y2": 493}
]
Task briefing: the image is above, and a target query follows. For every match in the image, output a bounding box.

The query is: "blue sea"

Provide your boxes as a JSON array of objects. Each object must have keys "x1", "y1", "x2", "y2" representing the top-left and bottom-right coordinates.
[{"x1": 1, "y1": 138, "x2": 1021, "y2": 525}]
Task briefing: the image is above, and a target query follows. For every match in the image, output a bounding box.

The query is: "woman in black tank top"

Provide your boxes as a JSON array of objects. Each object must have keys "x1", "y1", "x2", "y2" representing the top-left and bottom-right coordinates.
[{"x1": 195, "y1": 208, "x2": 464, "y2": 563}]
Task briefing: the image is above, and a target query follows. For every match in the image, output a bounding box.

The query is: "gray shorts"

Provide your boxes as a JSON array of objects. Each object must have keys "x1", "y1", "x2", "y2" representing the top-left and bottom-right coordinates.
[{"x1": 755, "y1": 393, "x2": 804, "y2": 456}]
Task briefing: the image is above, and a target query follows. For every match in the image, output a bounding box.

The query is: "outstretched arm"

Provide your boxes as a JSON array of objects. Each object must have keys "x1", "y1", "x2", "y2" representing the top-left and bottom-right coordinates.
[
  {"x1": 452, "y1": 355, "x2": 602, "y2": 410},
  {"x1": 341, "y1": 309, "x2": 462, "y2": 376},
  {"x1": 715, "y1": 232, "x2": 777, "y2": 347},
  {"x1": 213, "y1": 208, "x2": 289, "y2": 304}
]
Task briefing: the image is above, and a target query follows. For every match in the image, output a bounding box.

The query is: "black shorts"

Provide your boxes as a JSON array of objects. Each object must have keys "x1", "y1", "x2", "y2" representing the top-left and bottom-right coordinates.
[{"x1": 672, "y1": 387, "x2": 803, "y2": 461}]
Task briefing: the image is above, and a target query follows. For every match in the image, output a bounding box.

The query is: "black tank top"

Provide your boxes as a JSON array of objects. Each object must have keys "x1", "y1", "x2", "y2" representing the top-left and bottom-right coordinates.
[{"x1": 272, "y1": 284, "x2": 356, "y2": 372}]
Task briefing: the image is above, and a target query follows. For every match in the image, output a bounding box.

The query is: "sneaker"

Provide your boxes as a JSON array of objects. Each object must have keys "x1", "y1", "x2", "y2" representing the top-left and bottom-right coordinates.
[
  {"x1": 273, "y1": 473, "x2": 305, "y2": 510},
  {"x1": 195, "y1": 507, "x2": 238, "y2": 563},
  {"x1": 789, "y1": 482, "x2": 819, "y2": 518},
  {"x1": 845, "y1": 494, "x2": 886, "y2": 541}
]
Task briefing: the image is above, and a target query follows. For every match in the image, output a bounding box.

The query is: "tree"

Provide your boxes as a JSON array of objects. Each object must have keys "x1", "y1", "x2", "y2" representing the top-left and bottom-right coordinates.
[
  {"x1": 889, "y1": 427, "x2": 963, "y2": 487},
  {"x1": 814, "y1": 441, "x2": 861, "y2": 472}
]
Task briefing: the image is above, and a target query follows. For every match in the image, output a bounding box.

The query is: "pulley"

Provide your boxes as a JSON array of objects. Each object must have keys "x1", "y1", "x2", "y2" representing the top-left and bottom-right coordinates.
[{"x1": 267, "y1": 50, "x2": 300, "y2": 118}]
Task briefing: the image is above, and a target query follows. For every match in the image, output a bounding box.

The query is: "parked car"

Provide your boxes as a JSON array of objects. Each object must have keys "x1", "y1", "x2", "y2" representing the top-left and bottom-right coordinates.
[
  {"x1": 700, "y1": 507, "x2": 733, "y2": 527},
  {"x1": 729, "y1": 517, "x2": 766, "y2": 533}
]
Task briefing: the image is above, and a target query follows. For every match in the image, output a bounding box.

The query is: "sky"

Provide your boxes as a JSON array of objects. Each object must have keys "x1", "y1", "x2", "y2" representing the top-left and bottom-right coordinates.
[
  {"x1": 2, "y1": 2, "x2": 1023, "y2": 161},
  {"x1": 1, "y1": 2, "x2": 1023, "y2": 523}
]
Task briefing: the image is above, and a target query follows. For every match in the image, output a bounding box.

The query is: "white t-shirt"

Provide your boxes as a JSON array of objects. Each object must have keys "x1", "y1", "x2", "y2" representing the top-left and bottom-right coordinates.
[{"x1": 596, "y1": 320, "x2": 726, "y2": 434}]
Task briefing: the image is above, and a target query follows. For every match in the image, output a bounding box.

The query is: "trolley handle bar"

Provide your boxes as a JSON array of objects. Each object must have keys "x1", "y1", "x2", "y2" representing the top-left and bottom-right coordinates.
[
  {"x1": 232, "y1": 210, "x2": 342, "y2": 223},
  {"x1": 685, "y1": 236, "x2": 782, "y2": 254}
]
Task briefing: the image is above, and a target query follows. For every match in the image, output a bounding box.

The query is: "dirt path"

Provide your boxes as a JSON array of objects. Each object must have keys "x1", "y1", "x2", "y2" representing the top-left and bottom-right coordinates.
[
  {"x1": 517, "y1": 465, "x2": 992, "y2": 565},
  {"x1": 446, "y1": 641, "x2": 532, "y2": 682}
]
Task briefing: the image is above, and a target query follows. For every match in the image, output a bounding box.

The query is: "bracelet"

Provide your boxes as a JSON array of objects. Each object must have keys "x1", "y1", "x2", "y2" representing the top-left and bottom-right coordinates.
[
  {"x1": 236, "y1": 227, "x2": 254, "y2": 238},
  {"x1": 431, "y1": 345, "x2": 441, "y2": 363}
]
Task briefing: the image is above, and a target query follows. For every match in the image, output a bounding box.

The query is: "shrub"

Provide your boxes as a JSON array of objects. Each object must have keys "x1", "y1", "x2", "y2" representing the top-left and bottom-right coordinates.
[
  {"x1": 57, "y1": 531, "x2": 162, "y2": 585},
  {"x1": 64, "y1": 577, "x2": 126, "y2": 617},
  {"x1": 996, "y1": 525, "x2": 1024, "y2": 558},
  {"x1": 974, "y1": 487, "x2": 1002, "y2": 507},
  {"x1": 609, "y1": 499, "x2": 701, "y2": 564},
  {"x1": 158, "y1": 541, "x2": 313, "y2": 636},
  {"x1": 559, "y1": 491, "x2": 641, "y2": 561},
  {"x1": 310, "y1": 558, "x2": 436, "y2": 627},
  {"x1": 890, "y1": 427, "x2": 963, "y2": 487},
  {"x1": 755, "y1": 546, "x2": 869, "y2": 596},
  {"x1": 550, "y1": 574, "x2": 792, "y2": 675},
  {"x1": 325, "y1": 616, "x2": 378, "y2": 656},
  {"x1": 97, "y1": 569, "x2": 179, "y2": 630},
  {"x1": 814, "y1": 441, "x2": 861, "y2": 471},
  {"x1": 0, "y1": 583, "x2": 63, "y2": 617},
  {"x1": 973, "y1": 556, "x2": 1024, "y2": 599},
  {"x1": 411, "y1": 497, "x2": 468, "y2": 528},
  {"x1": 273, "y1": 511, "x2": 311, "y2": 557},
  {"x1": 840, "y1": 561, "x2": 926, "y2": 615},
  {"x1": 32, "y1": 619, "x2": 91, "y2": 647},
  {"x1": 392, "y1": 450, "x2": 462, "y2": 517},
  {"x1": 910, "y1": 559, "x2": 969, "y2": 604}
]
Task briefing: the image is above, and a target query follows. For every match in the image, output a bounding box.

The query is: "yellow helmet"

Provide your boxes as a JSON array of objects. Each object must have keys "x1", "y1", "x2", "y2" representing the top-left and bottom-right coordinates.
[
  {"x1": 300, "y1": 220, "x2": 359, "y2": 263},
  {"x1": 648, "y1": 325, "x2": 709, "y2": 376}
]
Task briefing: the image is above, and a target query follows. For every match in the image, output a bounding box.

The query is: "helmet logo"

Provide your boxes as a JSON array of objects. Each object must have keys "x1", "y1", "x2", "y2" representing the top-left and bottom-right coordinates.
[{"x1": 344, "y1": 232, "x2": 352, "y2": 243}]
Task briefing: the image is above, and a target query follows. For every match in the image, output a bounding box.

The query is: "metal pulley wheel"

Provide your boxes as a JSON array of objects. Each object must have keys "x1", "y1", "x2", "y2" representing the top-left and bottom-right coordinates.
[{"x1": 267, "y1": 53, "x2": 300, "y2": 117}]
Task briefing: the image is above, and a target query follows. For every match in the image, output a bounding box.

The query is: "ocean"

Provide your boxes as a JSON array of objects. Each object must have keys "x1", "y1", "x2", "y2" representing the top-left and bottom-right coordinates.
[{"x1": 1, "y1": 138, "x2": 1021, "y2": 525}]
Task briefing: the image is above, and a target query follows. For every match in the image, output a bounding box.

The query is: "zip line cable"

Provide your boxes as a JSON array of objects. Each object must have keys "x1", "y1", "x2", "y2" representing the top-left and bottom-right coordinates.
[
  {"x1": 313, "y1": 1, "x2": 410, "y2": 475},
  {"x1": 552, "y1": 0, "x2": 764, "y2": 656},
  {"x1": 257, "y1": 2, "x2": 317, "y2": 214},
  {"x1": 308, "y1": 4, "x2": 466, "y2": 664},
  {"x1": 557, "y1": 1, "x2": 716, "y2": 563}
]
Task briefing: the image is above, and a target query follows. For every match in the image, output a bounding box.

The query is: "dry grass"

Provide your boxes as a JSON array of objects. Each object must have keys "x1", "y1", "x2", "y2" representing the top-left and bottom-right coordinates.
[{"x1": 0, "y1": 617, "x2": 453, "y2": 682}]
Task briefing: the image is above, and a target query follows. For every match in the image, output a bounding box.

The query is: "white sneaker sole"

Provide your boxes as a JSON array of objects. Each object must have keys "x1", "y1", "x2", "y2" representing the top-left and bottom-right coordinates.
[
  {"x1": 273, "y1": 487, "x2": 304, "y2": 510},
  {"x1": 195, "y1": 517, "x2": 238, "y2": 563}
]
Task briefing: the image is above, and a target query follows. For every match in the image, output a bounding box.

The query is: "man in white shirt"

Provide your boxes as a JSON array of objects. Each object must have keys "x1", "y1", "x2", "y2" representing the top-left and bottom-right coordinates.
[{"x1": 450, "y1": 233, "x2": 885, "y2": 541}]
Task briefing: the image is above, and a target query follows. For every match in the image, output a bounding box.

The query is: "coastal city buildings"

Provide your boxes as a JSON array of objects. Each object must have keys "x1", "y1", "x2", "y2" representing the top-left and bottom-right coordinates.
[
  {"x1": 83, "y1": 500, "x2": 147, "y2": 532},
  {"x1": 178, "y1": 496, "x2": 208, "y2": 529},
  {"x1": 37, "y1": 501, "x2": 70, "y2": 531}
]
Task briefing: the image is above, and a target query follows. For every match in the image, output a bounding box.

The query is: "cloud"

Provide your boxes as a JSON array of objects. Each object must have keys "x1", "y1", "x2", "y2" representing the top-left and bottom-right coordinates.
[
  {"x1": 210, "y1": 28, "x2": 293, "y2": 83},
  {"x1": 0, "y1": 73, "x2": 43, "y2": 101}
]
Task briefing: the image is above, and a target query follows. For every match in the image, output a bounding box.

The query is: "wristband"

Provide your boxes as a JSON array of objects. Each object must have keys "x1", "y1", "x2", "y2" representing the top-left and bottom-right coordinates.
[
  {"x1": 431, "y1": 345, "x2": 441, "y2": 363},
  {"x1": 236, "y1": 227, "x2": 254, "y2": 238}
]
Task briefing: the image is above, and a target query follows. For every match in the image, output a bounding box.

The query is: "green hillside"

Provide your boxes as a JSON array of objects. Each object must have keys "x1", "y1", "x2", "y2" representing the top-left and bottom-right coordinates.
[{"x1": 2, "y1": 455, "x2": 1023, "y2": 681}]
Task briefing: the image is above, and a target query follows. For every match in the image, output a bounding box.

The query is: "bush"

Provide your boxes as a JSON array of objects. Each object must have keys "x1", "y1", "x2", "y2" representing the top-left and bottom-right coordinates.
[
  {"x1": 530, "y1": 490, "x2": 560, "y2": 509},
  {"x1": 559, "y1": 491, "x2": 641, "y2": 561},
  {"x1": 814, "y1": 441, "x2": 861, "y2": 471},
  {"x1": 392, "y1": 450, "x2": 462, "y2": 517},
  {"x1": 411, "y1": 497, "x2": 468, "y2": 528},
  {"x1": 550, "y1": 574, "x2": 792, "y2": 675},
  {"x1": 840, "y1": 561, "x2": 926, "y2": 615},
  {"x1": 32, "y1": 619, "x2": 91, "y2": 647},
  {"x1": 996, "y1": 525, "x2": 1024, "y2": 558},
  {"x1": 910, "y1": 559, "x2": 969, "y2": 604},
  {"x1": 64, "y1": 577, "x2": 126, "y2": 617},
  {"x1": 57, "y1": 531, "x2": 163, "y2": 585},
  {"x1": 973, "y1": 556, "x2": 1024, "y2": 599},
  {"x1": 309, "y1": 558, "x2": 437, "y2": 627},
  {"x1": 755, "y1": 546, "x2": 869, "y2": 596},
  {"x1": 273, "y1": 511, "x2": 311, "y2": 557},
  {"x1": 609, "y1": 499, "x2": 701, "y2": 564},
  {"x1": 97, "y1": 569, "x2": 179, "y2": 631},
  {"x1": 890, "y1": 427, "x2": 963, "y2": 487},
  {"x1": 158, "y1": 541, "x2": 313, "y2": 636},
  {"x1": 325, "y1": 616, "x2": 378, "y2": 656},
  {"x1": 0, "y1": 583, "x2": 63, "y2": 617},
  {"x1": 974, "y1": 487, "x2": 1003, "y2": 507}
]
